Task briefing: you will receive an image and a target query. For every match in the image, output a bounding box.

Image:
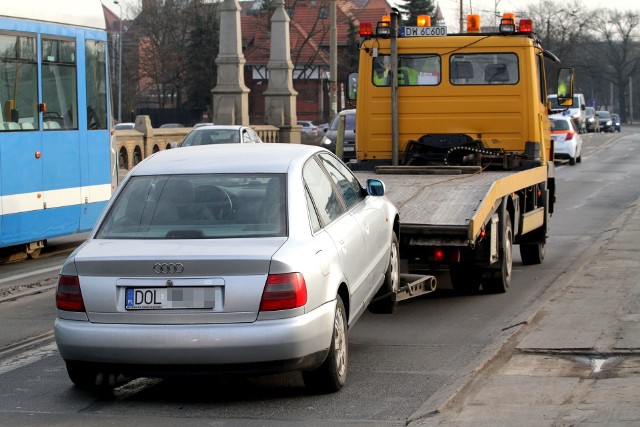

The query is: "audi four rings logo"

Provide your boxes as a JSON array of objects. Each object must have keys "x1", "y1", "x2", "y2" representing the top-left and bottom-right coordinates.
[{"x1": 153, "y1": 263, "x2": 184, "y2": 274}]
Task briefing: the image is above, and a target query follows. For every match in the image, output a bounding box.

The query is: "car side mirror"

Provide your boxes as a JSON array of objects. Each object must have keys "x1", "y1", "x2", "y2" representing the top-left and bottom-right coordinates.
[{"x1": 367, "y1": 179, "x2": 385, "y2": 196}]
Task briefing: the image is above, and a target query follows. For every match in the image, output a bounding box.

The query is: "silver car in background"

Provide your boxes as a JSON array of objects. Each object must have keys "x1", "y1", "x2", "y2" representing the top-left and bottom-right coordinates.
[
  {"x1": 179, "y1": 124, "x2": 263, "y2": 146},
  {"x1": 55, "y1": 143, "x2": 400, "y2": 394}
]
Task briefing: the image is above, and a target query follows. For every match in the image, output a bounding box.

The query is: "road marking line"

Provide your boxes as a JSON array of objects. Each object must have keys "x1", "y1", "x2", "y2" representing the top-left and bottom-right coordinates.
[{"x1": 0, "y1": 342, "x2": 58, "y2": 375}]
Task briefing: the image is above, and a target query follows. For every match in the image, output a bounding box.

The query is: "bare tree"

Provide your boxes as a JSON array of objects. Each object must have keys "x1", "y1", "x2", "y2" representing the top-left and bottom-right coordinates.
[
  {"x1": 587, "y1": 9, "x2": 640, "y2": 121},
  {"x1": 183, "y1": 0, "x2": 220, "y2": 111},
  {"x1": 133, "y1": 0, "x2": 191, "y2": 109}
]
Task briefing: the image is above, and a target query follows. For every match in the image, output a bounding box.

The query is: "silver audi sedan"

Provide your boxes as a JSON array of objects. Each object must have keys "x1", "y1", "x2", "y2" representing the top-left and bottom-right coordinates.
[{"x1": 55, "y1": 143, "x2": 400, "y2": 393}]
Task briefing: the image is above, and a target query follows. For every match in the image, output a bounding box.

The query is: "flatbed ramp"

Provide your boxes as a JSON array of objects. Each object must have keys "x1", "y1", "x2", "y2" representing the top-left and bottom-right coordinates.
[{"x1": 355, "y1": 169, "x2": 525, "y2": 241}]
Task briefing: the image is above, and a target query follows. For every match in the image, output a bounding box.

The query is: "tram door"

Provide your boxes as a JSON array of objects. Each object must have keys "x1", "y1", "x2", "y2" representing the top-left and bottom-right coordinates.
[
  {"x1": 39, "y1": 33, "x2": 83, "y2": 238},
  {"x1": 0, "y1": 31, "x2": 46, "y2": 247}
]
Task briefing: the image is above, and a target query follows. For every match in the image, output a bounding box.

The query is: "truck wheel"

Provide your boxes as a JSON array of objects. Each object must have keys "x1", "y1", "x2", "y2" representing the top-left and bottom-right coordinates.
[
  {"x1": 520, "y1": 243, "x2": 545, "y2": 265},
  {"x1": 368, "y1": 233, "x2": 400, "y2": 314},
  {"x1": 483, "y1": 212, "x2": 513, "y2": 293},
  {"x1": 302, "y1": 296, "x2": 347, "y2": 393},
  {"x1": 450, "y1": 263, "x2": 481, "y2": 294}
]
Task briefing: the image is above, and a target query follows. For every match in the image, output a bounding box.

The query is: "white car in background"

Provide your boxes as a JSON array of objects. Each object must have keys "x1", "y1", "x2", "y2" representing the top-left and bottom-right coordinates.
[{"x1": 550, "y1": 115, "x2": 583, "y2": 165}]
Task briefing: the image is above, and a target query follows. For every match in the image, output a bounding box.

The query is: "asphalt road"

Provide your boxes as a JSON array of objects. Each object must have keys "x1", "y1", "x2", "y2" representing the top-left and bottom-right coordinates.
[{"x1": 0, "y1": 127, "x2": 637, "y2": 426}]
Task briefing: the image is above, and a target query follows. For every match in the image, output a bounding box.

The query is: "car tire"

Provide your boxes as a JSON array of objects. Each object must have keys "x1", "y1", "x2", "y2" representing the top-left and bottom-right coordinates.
[
  {"x1": 569, "y1": 156, "x2": 576, "y2": 165},
  {"x1": 367, "y1": 233, "x2": 400, "y2": 314},
  {"x1": 483, "y1": 212, "x2": 513, "y2": 294},
  {"x1": 66, "y1": 362, "x2": 125, "y2": 393},
  {"x1": 302, "y1": 296, "x2": 348, "y2": 393}
]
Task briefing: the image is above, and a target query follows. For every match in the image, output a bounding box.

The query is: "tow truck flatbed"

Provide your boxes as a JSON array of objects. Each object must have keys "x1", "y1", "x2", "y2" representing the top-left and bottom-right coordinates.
[{"x1": 356, "y1": 165, "x2": 547, "y2": 244}]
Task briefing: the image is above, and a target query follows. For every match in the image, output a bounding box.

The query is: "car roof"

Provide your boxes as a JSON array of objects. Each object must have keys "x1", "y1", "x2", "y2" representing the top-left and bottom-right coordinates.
[
  {"x1": 132, "y1": 143, "x2": 327, "y2": 175},
  {"x1": 190, "y1": 125, "x2": 244, "y2": 131}
]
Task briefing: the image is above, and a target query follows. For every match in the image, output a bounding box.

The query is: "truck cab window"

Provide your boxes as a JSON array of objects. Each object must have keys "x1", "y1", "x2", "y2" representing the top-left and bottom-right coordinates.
[
  {"x1": 373, "y1": 54, "x2": 441, "y2": 87},
  {"x1": 450, "y1": 53, "x2": 519, "y2": 85}
]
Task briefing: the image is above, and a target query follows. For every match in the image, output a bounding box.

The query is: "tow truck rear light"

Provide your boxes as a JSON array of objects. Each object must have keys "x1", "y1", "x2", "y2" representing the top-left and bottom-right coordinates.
[
  {"x1": 359, "y1": 22, "x2": 373, "y2": 37},
  {"x1": 519, "y1": 19, "x2": 533, "y2": 34},
  {"x1": 56, "y1": 275, "x2": 85, "y2": 312},
  {"x1": 260, "y1": 273, "x2": 307, "y2": 311}
]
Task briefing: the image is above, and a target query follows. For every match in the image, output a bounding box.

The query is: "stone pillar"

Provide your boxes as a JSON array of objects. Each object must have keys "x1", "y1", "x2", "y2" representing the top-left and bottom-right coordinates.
[
  {"x1": 263, "y1": 0, "x2": 301, "y2": 144},
  {"x1": 211, "y1": 0, "x2": 249, "y2": 125}
]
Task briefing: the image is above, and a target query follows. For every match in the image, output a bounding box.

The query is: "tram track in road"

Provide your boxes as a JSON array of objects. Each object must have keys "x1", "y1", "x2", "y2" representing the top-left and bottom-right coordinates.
[
  {"x1": 0, "y1": 330, "x2": 55, "y2": 360},
  {"x1": 0, "y1": 268, "x2": 58, "y2": 304},
  {"x1": 0, "y1": 332, "x2": 58, "y2": 376},
  {"x1": 0, "y1": 236, "x2": 84, "y2": 303}
]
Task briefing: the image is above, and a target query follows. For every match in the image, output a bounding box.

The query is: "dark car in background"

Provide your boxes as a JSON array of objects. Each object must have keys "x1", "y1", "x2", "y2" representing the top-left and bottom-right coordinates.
[
  {"x1": 584, "y1": 107, "x2": 600, "y2": 133},
  {"x1": 597, "y1": 110, "x2": 614, "y2": 133},
  {"x1": 611, "y1": 113, "x2": 621, "y2": 132},
  {"x1": 321, "y1": 109, "x2": 356, "y2": 162}
]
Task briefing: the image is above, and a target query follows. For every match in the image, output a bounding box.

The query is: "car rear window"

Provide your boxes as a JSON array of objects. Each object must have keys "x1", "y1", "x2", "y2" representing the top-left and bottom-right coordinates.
[
  {"x1": 96, "y1": 174, "x2": 287, "y2": 239},
  {"x1": 181, "y1": 129, "x2": 240, "y2": 146},
  {"x1": 551, "y1": 119, "x2": 571, "y2": 131},
  {"x1": 329, "y1": 113, "x2": 356, "y2": 131}
]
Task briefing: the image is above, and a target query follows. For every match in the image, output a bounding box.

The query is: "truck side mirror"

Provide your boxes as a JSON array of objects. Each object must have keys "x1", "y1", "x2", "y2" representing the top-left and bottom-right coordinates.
[
  {"x1": 347, "y1": 73, "x2": 358, "y2": 103},
  {"x1": 556, "y1": 68, "x2": 574, "y2": 107}
]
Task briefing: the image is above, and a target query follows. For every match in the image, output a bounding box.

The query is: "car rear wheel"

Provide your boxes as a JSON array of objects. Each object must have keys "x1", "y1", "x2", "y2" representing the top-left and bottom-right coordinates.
[
  {"x1": 569, "y1": 156, "x2": 576, "y2": 165},
  {"x1": 367, "y1": 233, "x2": 400, "y2": 314},
  {"x1": 303, "y1": 296, "x2": 347, "y2": 393},
  {"x1": 66, "y1": 362, "x2": 124, "y2": 393}
]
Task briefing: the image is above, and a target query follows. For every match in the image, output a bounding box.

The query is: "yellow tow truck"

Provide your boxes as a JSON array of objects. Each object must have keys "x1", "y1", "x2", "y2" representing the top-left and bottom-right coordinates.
[{"x1": 348, "y1": 11, "x2": 574, "y2": 294}]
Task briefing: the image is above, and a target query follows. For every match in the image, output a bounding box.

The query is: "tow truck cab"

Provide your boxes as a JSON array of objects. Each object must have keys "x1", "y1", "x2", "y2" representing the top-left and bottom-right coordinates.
[{"x1": 349, "y1": 12, "x2": 574, "y2": 175}]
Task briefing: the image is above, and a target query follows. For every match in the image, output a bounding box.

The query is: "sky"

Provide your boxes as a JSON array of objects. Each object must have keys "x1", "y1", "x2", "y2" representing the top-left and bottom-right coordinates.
[{"x1": 435, "y1": 0, "x2": 640, "y2": 31}]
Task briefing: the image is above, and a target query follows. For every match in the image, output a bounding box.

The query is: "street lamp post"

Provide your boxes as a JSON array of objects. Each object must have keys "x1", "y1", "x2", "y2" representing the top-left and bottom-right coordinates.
[{"x1": 114, "y1": 0, "x2": 123, "y2": 123}]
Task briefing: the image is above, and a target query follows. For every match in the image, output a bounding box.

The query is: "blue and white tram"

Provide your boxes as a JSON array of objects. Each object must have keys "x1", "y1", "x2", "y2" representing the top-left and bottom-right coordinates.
[{"x1": 0, "y1": 1, "x2": 117, "y2": 258}]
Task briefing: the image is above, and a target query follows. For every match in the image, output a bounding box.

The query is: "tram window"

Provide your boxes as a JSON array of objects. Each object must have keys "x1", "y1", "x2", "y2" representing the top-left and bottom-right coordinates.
[
  {"x1": 85, "y1": 40, "x2": 108, "y2": 130},
  {"x1": 0, "y1": 33, "x2": 38, "y2": 131},
  {"x1": 42, "y1": 37, "x2": 78, "y2": 130}
]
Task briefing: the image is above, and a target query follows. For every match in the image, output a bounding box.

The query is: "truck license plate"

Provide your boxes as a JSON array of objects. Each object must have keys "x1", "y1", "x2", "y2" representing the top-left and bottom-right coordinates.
[{"x1": 125, "y1": 287, "x2": 215, "y2": 310}]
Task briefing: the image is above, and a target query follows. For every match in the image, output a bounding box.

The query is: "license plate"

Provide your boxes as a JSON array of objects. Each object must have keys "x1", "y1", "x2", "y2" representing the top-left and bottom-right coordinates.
[
  {"x1": 401, "y1": 26, "x2": 447, "y2": 37},
  {"x1": 344, "y1": 146, "x2": 355, "y2": 152},
  {"x1": 125, "y1": 287, "x2": 215, "y2": 310}
]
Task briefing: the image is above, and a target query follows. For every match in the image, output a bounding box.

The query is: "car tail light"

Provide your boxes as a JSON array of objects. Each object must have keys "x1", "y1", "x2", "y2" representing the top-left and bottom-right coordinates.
[
  {"x1": 565, "y1": 131, "x2": 575, "y2": 140},
  {"x1": 260, "y1": 273, "x2": 307, "y2": 311},
  {"x1": 56, "y1": 275, "x2": 86, "y2": 312}
]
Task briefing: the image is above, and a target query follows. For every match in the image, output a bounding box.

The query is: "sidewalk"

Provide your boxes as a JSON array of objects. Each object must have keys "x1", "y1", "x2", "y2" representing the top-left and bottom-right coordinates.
[{"x1": 414, "y1": 199, "x2": 640, "y2": 426}]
